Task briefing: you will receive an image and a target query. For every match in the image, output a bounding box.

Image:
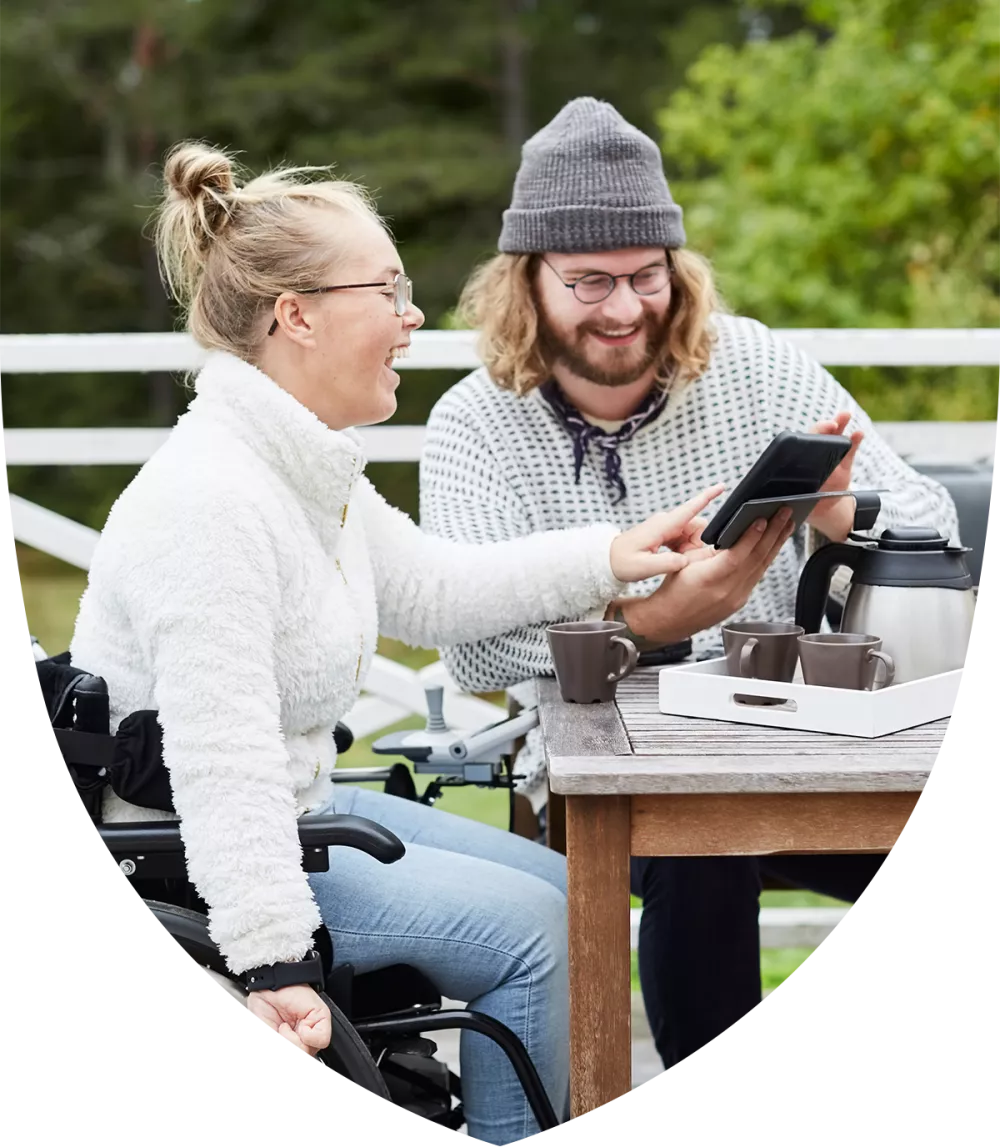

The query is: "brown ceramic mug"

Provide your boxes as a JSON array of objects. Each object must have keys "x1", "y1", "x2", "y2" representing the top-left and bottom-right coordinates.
[
  {"x1": 722, "y1": 621, "x2": 804, "y2": 705},
  {"x1": 546, "y1": 621, "x2": 639, "y2": 704},
  {"x1": 798, "y1": 633, "x2": 896, "y2": 691}
]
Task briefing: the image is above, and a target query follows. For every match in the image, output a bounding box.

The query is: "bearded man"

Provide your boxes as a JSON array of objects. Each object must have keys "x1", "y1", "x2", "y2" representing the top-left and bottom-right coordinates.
[{"x1": 419, "y1": 97, "x2": 957, "y2": 1068}]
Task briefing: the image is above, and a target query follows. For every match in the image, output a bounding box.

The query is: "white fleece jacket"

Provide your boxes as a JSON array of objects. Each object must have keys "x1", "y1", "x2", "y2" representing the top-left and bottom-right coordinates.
[{"x1": 71, "y1": 351, "x2": 625, "y2": 973}]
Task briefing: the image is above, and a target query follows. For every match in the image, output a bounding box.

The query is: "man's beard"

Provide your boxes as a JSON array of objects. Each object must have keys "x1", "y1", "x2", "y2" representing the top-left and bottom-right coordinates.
[{"x1": 537, "y1": 307, "x2": 671, "y2": 388}]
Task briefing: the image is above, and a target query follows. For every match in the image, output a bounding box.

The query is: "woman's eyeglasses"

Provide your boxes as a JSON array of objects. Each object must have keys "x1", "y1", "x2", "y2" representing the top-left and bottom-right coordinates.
[
  {"x1": 267, "y1": 272, "x2": 413, "y2": 335},
  {"x1": 541, "y1": 252, "x2": 674, "y2": 305}
]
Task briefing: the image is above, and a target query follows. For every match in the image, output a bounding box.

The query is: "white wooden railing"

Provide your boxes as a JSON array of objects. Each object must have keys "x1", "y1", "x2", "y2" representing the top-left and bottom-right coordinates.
[
  {"x1": 3, "y1": 330, "x2": 998, "y2": 739},
  {"x1": 4, "y1": 328, "x2": 997, "y2": 950}
]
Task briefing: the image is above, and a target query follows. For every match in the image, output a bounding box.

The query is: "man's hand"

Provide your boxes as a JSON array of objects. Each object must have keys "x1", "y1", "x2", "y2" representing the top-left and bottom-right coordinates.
[
  {"x1": 617, "y1": 508, "x2": 795, "y2": 646},
  {"x1": 807, "y1": 411, "x2": 865, "y2": 542}
]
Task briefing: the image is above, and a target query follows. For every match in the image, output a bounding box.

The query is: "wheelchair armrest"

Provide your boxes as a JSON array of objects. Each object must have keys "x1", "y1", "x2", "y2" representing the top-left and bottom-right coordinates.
[
  {"x1": 98, "y1": 821, "x2": 187, "y2": 855},
  {"x1": 99, "y1": 813, "x2": 404, "y2": 877},
  {"x1": 297, "y1": 813, "x2": 405, "y2": 864}
]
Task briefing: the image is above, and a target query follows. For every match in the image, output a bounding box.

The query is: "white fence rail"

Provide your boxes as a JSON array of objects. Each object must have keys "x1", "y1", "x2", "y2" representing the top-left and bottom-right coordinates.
[
  {"x1": 4, "y1": 420, "x2": 997, "y2": 468},
  {"x1": 630, "y1": 906, "x2": 848, "y2": 951},
  {"x1": 3, "y1": 327, "x2": 1000, "y2": 372},
  {"x1": 4, "y1": 329, "x2": 997, "y2": 763}
]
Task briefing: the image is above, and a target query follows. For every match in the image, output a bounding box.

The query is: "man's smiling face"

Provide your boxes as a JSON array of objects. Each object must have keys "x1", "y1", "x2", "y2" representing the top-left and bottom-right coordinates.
[{"x1": 534, "y1": 246, "x2": 674, "y2": 388}]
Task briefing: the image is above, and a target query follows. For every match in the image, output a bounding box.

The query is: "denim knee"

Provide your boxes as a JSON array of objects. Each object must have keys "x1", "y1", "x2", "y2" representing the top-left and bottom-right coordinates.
[{"x1": 505, "y1": 877, "x2": 568, "y2": 985}]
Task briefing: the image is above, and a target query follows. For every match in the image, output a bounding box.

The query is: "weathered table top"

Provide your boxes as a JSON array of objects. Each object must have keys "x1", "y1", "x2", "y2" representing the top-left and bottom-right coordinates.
[{"x1": 538, "y1": 668, "x2": 947, "y2": 795}]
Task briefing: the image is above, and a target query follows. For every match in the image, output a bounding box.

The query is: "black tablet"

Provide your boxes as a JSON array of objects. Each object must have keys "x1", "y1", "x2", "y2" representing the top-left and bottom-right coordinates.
[{"x1": 700, "y1": 431, "x2": 852, "y2": 548}]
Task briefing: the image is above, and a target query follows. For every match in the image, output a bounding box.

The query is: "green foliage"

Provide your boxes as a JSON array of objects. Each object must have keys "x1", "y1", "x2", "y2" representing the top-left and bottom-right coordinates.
[
  {"x1": 656, "y1": 0, "x2": 999, "y2": 420},
  {"x1": 2, "y1": 1, "x2": 994, "y2": 529}
]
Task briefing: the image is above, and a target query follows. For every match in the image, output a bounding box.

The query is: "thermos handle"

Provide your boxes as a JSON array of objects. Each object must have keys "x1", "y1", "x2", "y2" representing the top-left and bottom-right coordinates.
[
  {"x1": 851, "y1": 491, "x2": 882, "y2": 532},
  {"x1": 793, "y1": 496, "x2": 883, "y2": 633},
  {"x1": 794, "y1": 543, "x2": 863, "y2": 634}
]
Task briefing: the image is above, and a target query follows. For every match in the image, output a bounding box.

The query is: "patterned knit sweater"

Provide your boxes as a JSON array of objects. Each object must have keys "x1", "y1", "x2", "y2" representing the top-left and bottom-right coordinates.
[{"x1": 419, "y1": 314, "x2": 960, "y2": 809}]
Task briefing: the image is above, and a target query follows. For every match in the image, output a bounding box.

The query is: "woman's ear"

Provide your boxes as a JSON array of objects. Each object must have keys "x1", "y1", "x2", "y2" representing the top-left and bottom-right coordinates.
[{"x1": 271, "y1": 292, "x2": 319, "y2": 348}]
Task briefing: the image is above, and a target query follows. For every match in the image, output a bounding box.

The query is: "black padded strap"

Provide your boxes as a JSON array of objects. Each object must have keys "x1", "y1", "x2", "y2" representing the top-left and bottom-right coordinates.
[
  {"x1": 53, "y1": 727, "x2": 117, "y2": 768},
  {"x1": 244, "y1": 950, "x2": 325, "y2": 992}
]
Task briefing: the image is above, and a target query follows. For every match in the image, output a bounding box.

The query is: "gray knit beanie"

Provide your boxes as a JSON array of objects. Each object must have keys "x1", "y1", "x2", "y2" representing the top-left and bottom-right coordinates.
[{"x1": 499, "y1": 96, "x2": 685, "y2": 254}]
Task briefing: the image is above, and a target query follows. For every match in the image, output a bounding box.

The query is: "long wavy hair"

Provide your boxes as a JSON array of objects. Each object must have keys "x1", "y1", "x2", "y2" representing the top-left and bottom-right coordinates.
[{"x1": 457, "y1": 247, "x2": 724, "y2": 396}]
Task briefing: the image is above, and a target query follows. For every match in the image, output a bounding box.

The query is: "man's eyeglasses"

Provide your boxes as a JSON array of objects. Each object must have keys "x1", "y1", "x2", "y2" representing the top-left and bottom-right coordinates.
[
  {"x1": 267, "y1": 272, "x2": 413, "y2": 336},
  {"x1": 541, "y1": 252, "x2": 674, "y2": 305}
]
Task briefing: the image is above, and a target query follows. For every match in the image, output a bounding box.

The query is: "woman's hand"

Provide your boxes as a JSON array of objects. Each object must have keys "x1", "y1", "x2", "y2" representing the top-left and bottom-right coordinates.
[
  {"x1": 609, "y1": 484, "x2": 725, "y2": 581},
  {"x1": 246, "y1": 984, "x2": 332, "y2": 1055}
]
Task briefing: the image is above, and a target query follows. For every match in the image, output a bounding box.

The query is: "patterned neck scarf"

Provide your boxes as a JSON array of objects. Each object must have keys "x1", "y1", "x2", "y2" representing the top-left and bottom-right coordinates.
[{"x1": 539, "y1": 380, "x2": 670, "y2": 505}]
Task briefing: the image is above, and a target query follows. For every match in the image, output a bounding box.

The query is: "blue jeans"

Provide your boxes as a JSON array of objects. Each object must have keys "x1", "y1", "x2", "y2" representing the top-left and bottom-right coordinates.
[{"x1": 308, "y1": 786, "x2": 569, "y2": 1144}]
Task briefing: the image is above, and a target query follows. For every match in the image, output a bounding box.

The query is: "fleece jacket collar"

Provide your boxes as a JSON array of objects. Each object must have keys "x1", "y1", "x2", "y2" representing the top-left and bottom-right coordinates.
[{"x1": 189, "y1": 351, "x2": 367, "y2": 519}]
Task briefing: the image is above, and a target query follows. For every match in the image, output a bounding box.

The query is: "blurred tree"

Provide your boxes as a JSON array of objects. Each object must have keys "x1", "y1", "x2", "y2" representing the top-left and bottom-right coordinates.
[
  {"x1": 656, "y1": 0, "x2": 999, "y2": 419},
  {"x1": 1, "y1": 0, "x2": 752, "y2": 523}
]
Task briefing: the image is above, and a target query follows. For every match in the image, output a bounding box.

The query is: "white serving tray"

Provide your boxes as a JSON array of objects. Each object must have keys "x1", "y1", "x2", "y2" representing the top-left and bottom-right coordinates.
[{"x1": 658, "y1": 657, "x2": 961, "y2": 738}]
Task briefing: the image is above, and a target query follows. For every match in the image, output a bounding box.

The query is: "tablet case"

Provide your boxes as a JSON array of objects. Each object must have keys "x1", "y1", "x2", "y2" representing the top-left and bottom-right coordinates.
[{"x1": 713, "y1": 489, "x2": 886, "y2": 548}]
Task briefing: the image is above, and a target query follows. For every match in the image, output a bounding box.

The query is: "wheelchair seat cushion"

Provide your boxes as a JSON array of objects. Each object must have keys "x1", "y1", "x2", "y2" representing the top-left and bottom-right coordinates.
[{"x1": 351, "y1": 963, "x2": 442, "y2": 1021}]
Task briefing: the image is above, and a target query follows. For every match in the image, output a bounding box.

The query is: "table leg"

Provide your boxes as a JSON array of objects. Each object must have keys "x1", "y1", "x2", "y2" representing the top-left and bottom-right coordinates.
[{"x1": 565, "y1": 794, "x2": 632, "y2": 1116}]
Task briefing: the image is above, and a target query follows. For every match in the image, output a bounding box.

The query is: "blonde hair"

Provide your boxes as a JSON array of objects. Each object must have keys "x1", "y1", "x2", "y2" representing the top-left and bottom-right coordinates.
[
  {"x1": 152, "y1": 141, "x2": 385, "y2": 360},
  {"x1": 457, "y1": 247, "x2": 724, "y2": 396}
]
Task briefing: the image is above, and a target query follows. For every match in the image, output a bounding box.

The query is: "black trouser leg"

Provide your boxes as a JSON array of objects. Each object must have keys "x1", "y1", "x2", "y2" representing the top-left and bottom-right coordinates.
[
  {"x1": 630, "y1": 852, "x2": 886, "y2": 1069},
  {"x1": 757, "y1": 853, "x2": 885, "y2": 903},
  {"x1": 630, "y1": 855, "x2": 763, "y2": 1068}
]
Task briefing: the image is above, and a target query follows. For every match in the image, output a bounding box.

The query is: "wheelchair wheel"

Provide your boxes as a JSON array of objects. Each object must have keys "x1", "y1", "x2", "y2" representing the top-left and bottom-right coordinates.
[
  {"x1": 197, "y1": 968, "x2": 392, "y2": 1101},
  {"x1": 316, "y1": 991, "x2": 391, "y2": 1100}
]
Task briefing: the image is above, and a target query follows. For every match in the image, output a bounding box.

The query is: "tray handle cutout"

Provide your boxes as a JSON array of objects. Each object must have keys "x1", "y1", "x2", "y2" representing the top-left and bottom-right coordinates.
[{"x1": 730, "y1": 692, "x2": 798, "y2": 711}]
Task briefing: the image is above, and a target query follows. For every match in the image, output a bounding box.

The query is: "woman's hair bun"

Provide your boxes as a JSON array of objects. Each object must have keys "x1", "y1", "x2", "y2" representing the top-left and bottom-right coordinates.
[
  {"x1": 164, "y1": 142, "x2": 237, "y2": 207},
  {"x1": 155, "y1": 142, "x2": 241, "y2": 305}
]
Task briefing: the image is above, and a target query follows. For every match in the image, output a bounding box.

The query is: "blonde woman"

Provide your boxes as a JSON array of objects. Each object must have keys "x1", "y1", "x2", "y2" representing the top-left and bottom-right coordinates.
[{"x1": 69, "y1": 142, "x2": 737, "y2": 1143}]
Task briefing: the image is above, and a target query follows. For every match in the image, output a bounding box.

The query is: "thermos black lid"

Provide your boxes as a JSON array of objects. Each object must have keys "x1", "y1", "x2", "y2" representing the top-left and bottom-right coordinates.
[{"x1": 877, "y1": 527, "x2": 951, "y2": 552}]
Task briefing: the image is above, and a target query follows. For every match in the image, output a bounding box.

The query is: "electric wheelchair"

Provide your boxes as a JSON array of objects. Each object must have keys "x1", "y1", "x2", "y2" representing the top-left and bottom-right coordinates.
[{"x1": 38, "y1": 649, "x2": 560, "y2": 1133}]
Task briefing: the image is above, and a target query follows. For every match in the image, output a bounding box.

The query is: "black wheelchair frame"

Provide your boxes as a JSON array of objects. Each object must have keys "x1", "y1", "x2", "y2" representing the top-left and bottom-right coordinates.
[{"x1": 48, "y1": 663, "x2": 561, "y2": 1133}]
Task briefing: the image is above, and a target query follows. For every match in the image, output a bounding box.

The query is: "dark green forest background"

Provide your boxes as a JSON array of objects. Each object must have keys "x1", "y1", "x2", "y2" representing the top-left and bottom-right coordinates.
[{"x1": 2, "y1": 0, "x2": 998, "y2": 530}]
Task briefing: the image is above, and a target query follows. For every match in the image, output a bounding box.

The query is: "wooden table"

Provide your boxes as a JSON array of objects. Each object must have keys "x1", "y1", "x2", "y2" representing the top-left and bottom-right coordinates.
[{"x1": 537, "y1": 667, "x2": 947, "y2": 1117}]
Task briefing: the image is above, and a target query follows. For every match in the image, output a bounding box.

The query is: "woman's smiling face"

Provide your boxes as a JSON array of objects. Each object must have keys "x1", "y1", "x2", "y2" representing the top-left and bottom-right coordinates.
[{"x1": 267, "y1": 212, "x2": 425, "y2": 430}]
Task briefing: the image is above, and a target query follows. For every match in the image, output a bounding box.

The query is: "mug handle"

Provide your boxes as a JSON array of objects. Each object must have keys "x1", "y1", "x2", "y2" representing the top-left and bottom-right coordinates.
[
  {"x1": 867, "y1": 649, "x2": 895, "y2": 689},
  {"x1": 739, "y1": 637, "x2": 759, "y2": 678},
  {"x1": 607, "y1": 636, "x2": 639, "y2": 684}
]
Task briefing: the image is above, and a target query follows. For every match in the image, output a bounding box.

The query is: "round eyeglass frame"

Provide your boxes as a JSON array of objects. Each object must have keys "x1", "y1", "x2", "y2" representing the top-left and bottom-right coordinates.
[
  {"x1": 540, "y1": 251, "x2": 675, "y2": 304},
  {"x1": 267, "y1": 272, "x2": 413, "y2": 335}
]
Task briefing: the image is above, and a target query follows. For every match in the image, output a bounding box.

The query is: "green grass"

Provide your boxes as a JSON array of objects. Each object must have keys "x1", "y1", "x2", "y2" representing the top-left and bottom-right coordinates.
[
  {"x1": 19, "y1": 547, "x2": 834, "y2": 994},
  {"x1": 760, "y1": 947, "x2": 816, "y2": 994},
  {"x1": 16, "y1": 546, "x2": 87, "y2": 654}
]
